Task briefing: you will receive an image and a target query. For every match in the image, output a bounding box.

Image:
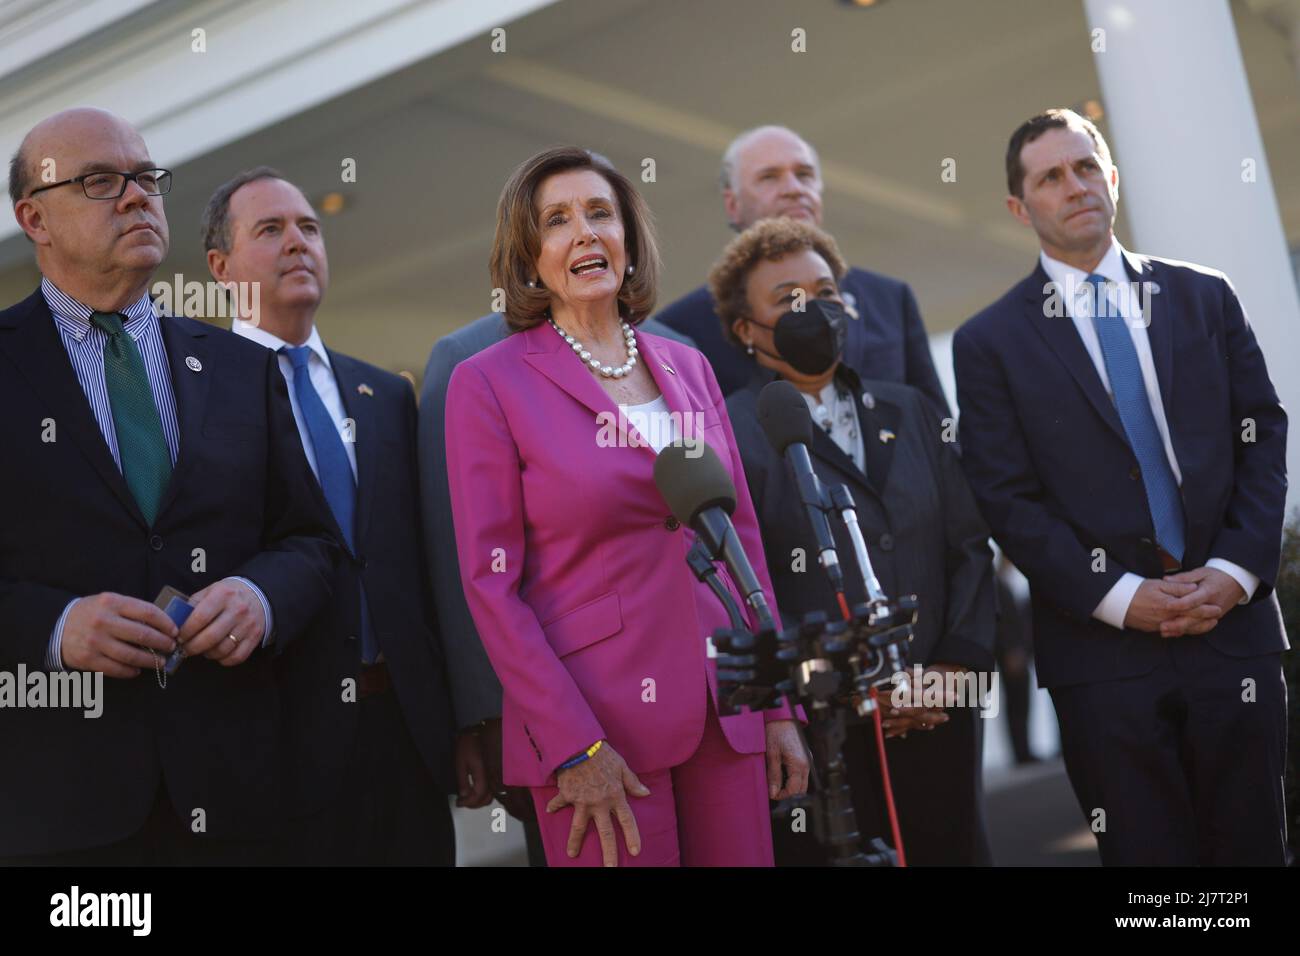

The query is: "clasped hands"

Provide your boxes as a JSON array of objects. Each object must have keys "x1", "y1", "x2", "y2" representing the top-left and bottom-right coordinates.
[
  {"x1": 60, "y1": 579, "x2": 266, "y2": 676},
  {"x1": 881, "y1": 661, "x2": 963, "y2": 739},
  {"x1": 1123, "y1": 566, "x2": 1245, "y2": 637}
]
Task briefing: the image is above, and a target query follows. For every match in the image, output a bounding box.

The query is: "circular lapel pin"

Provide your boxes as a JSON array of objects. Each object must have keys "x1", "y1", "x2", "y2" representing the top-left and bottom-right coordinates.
[
  {"x1": 861, "y1": 391, "x2": 875, "y2": 410},
  {"x1": 843, "y1": 291, "x2": 860, "y2": 319},
  {"x1": 185, "y1": 356, "x2": 202, "y2": 372}
]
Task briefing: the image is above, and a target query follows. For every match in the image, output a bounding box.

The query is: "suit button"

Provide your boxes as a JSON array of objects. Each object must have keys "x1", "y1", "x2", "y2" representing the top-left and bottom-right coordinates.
[
  {"x1": 1129, "y1": 465, "x2": 1141, "y2": 480},
  {"x1": 878, "y1": 533, "x2": 894, "y2": 552},
  {"x1": 664, "y1": 516, "x2": 680, "y2": 531},
  {"x1": 149, "y1": 535, "x2": 163, "y2": 551}
]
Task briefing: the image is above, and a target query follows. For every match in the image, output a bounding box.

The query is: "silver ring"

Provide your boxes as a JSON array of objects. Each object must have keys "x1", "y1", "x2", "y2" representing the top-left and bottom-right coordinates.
[{"x1": 228, "y1": 633, "x2": 240, "y2": 645}]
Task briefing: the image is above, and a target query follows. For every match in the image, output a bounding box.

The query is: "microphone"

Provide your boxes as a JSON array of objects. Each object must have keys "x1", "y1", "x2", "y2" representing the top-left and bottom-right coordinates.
[
  {"x1": 654, "y1": 441, "x2": 775, "y2": 631},
  {"x1": 757, "y1": 380, "x2": 846, "y2": 597},
  {"x1": 828, "y1": 484, "x2": 886, "y2": 604}
]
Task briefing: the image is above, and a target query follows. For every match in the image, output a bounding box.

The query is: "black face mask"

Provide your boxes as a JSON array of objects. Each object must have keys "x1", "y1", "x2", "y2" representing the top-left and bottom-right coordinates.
[{"x1": 748, "y1": 298, "x2": 848, "y2": 376}]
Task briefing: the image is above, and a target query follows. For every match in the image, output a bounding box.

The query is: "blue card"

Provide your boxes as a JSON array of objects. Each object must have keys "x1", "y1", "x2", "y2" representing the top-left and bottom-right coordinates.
[{"x1": 154, "y1": 590, "x2": 194, "y2": 674}]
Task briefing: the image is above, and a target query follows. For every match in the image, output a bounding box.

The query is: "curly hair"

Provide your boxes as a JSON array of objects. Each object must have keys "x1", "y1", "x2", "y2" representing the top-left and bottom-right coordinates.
[{"x1": 707, "y1": 217, "x2": 848, "y2": 347}]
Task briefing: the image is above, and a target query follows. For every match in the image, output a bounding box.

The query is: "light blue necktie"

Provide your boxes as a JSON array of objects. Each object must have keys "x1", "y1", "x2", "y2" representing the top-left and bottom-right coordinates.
[
  {"x1": 281, "y1": 346, "x2": 378, "y2": 662},
  {"x1": 1085, "y1": 273, "x2": 1186, "y2": 562}
]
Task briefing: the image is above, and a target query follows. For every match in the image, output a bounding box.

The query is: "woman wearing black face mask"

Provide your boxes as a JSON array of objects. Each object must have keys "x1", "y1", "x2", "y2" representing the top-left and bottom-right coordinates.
[{"x1": 711, "y1": 218, "x2": 997, "y2": 867}]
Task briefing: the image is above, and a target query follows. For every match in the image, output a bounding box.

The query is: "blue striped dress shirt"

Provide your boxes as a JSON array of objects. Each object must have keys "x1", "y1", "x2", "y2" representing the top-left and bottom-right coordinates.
[{"x1": 41, "y1": 278, "x2": 273, "y2": 670}]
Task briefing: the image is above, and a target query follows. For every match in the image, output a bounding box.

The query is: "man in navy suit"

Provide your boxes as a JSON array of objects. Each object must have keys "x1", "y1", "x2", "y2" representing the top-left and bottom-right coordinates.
[
  {"x1": 205, "y1": 168, "x2": 456, "y2": 864},
  {"x1": 0, "y1": 110, "x2": 341, "y2": 864},
  {"x1": 655, "y1": 125, "x2": 947, "y2": 413},
  {"x1": 954, "y1": 108, "x2": 1289, "y2": 865}
]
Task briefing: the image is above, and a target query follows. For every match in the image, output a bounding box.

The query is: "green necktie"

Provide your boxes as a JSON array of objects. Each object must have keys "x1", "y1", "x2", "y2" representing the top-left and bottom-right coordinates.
[{"x1": 90, "y1": 311, "x2": 172, "y2": 525}]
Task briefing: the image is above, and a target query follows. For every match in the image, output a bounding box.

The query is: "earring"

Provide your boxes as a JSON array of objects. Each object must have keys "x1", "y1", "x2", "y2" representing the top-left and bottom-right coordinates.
[
  {"x1": 745, "y1": 341, "x2": 754, "y2": 355},
  {"x1": 526, "y1": 278, "x2": 537, "y2": 288},
  {"x1": 626, "y1": 263, "x2": 635, "y2": 275}
]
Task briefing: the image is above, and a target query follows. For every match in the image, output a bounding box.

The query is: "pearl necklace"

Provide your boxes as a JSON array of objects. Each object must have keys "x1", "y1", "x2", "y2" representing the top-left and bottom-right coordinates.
[{"x1": 549, "y1": 318, "x2": 639, "y2": 378}]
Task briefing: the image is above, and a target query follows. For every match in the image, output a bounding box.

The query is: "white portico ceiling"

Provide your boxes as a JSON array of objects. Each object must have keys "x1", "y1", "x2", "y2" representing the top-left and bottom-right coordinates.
[{"x1": 0, "y1": 0, "x2": 1295, "y2": 378}]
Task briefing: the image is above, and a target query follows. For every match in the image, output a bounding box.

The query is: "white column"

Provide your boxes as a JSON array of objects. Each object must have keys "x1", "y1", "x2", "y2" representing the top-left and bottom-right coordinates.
[{"x1": 1084, "y1": 0, "x2": 1300, "y2": 515}]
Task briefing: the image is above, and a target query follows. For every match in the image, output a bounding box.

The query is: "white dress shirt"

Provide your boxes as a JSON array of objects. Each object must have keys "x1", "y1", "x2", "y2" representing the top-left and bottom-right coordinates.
[
  {"x1": 801, "y1": 381, "x2": 866, "y2": 474},
  {"x1": 231, "y1": 319, "x2": 357, "y2": 481},
  {"x1": 1039, "y1": 237, "x2": 1258, "y2": 629},
  {"x1": 621, "y1": 395, "x2": 677, "y2": 455}
]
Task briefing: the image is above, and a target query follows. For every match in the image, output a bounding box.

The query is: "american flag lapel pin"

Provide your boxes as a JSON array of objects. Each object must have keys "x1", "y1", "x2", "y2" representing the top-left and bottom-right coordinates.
[
  {"x1": 878, "y1": 428, "x2": 896, "y2": 444},
  {"x1": 357, "y1": 383, "x2": 374, "y2": 397}
]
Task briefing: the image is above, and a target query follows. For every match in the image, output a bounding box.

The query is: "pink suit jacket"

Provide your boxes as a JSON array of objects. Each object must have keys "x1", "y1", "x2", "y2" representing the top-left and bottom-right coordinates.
[{"x1": 445, "y1": 322, "x2": 790, "y2": 787}]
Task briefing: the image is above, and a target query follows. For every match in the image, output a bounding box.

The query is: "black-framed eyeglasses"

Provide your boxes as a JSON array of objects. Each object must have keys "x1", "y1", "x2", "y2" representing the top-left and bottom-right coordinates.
[{"x1": 27, "y1": 168, "x2": 172, "y2": 201}]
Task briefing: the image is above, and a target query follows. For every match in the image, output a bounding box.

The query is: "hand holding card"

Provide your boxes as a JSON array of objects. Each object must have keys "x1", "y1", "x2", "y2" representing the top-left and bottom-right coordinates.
[
  {"x1": 153, "y1": 586, "x2": 194, "y2": 675},
  {"x1": 176, "y1": 579, "x2": 267, "y2": 667}
]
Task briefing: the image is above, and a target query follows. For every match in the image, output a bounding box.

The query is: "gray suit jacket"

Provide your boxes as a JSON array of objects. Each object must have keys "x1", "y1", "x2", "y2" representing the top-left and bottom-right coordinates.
[{"x1": 417, "y1": 313, "x2": 694, "y2": 728}]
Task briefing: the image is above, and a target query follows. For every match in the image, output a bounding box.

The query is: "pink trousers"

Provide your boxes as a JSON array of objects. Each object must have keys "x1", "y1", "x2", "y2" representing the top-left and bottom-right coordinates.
[{"x1": 529, "y1": 694, "x2": 774, "y2": 867}]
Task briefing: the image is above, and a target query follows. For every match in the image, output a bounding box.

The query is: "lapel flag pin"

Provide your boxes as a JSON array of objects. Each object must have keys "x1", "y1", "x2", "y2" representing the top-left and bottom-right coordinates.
[
  {"x1": 878, "y1": 428, "x2": 895, "y2": 444},
  {"x1": 185, "y1": 356, "x2": 202, "y2": 372},
  {"x1": 357, "y1": 383, "x2": 374, "y2": 397}
]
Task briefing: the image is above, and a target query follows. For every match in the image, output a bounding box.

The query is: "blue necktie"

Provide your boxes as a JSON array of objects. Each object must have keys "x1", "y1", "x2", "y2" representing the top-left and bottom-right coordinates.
[
  {"x1": 281, "y1": 346, "x2": 378, "y2": 662},
  {"x1": 1085, "y1": 273, "x2": 1186, "y2": 562}
]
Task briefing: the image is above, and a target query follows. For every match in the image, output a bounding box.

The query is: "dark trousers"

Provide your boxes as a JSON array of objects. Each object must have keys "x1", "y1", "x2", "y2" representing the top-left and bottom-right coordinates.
[
  {"x1": 1000, "y1": 656, "x2": 1035, "y2": 763},
  {"x1": 4, "y1": 783, "x2": 274, "y2": 866},
  {"x1": 1050, "y1": 638, "x2": 1287, "y2": 866},
  {"x1": 279, "y1": 685, "x2": 455, "y2": 866},
  {"x1": 772, "y1": 704, "x2": 990, "y2": 866}
]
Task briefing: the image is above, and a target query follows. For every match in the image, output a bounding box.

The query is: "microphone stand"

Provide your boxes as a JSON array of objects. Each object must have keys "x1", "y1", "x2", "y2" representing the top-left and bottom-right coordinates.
[
  {"x1": 822, "y1": 482, "x2": 916, "y2": 865},
  {"x1": 762, "y1": 479, "x2": 917, "y2": 866},
  {"x1": 826, "y1": 483, "x2": 913, "y2": 709}
]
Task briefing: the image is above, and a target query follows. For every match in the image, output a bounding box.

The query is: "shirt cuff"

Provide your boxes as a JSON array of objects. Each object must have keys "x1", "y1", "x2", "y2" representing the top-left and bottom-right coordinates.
[
  {"x1": 1092, "y1": 572, "x2": 1143, "y2": 630},
  {"x1": 226, "y1": 576, "x2": 275, "y2": 647},
  {"x1": 46, "y1": 598, "x2": 80, "y2": 671},
  {"x1": 1205, "y1": 558, "x2": 1259, "y2": 605}
]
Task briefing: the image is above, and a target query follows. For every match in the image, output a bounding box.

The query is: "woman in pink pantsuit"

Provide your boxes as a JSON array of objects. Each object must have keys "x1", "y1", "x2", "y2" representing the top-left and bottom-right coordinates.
[{"x1": 445, "y1": 147, "x2": 808, "y2": 867}]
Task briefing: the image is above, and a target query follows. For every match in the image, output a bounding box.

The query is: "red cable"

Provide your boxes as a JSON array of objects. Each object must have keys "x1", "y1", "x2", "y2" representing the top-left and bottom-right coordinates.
[
  {"x1": 868, "y1": 685, "x2": 907, "y2": 867},
  {"x1": 836, "y1": 591, "x2": 852, "y2": 621},
  {"x1": 836, "y1": 593, "x2": 906, "y2": 866}
]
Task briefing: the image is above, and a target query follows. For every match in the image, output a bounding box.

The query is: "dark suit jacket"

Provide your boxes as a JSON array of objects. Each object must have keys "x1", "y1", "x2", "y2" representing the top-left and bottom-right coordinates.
[
  {"x1": 727, "y1": 364, "x2": 994, "y2": 670},
  {"x1": 416, "y1": 312, "x2": 694, "y2": 730},
  {"x1": 276, "y1": 349, "x2": 456, "y2": 816},
  {"x1": 0, "y1": 288, "x2": 341, "y2": 857},
  {"x1": 953, "y1": 250, "x2": 1289, "y2": 689},
  {"x1": 657, "y1": 267, "x2": 949, "y2": 416}
]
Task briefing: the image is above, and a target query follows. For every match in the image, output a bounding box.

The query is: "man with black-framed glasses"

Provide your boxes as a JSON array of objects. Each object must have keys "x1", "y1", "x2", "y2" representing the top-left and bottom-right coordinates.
[
  {"x1": 0, "y1": 107, "x2": 341, "y2": 864},
  {"x1": 26, "y1": 167, "x2": 173, "y2": 201}
]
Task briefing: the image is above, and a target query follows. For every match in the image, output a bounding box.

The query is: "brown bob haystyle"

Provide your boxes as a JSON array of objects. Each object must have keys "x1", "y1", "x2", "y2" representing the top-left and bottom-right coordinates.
[
  {"x1": 490, "y1": 146, "x2": 661, "y2": 333},
  {"x1": 708, "y1": 217, "x2": 848, "y2": 348}
]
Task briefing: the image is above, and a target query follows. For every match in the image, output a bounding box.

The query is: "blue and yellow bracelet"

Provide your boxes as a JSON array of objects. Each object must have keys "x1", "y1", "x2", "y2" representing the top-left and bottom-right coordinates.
[{"x1": 558, "y1": 739, "x2": 604, "y2": 771}]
